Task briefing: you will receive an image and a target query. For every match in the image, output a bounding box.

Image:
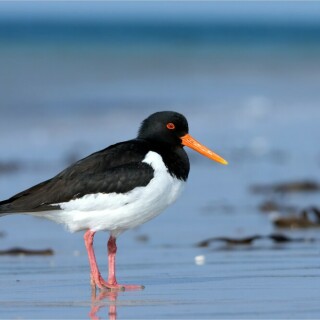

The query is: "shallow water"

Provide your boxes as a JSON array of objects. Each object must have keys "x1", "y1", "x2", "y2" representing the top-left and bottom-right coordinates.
[
  {"x1": 1, "y1": 4, "x2": 320, "y2": 319},
  {"x1": 1, "y1": 159, "x2": 320, "y2": 319},
  {"x1": 1, "y1": 216, "x2": 320, "y2": 319}
]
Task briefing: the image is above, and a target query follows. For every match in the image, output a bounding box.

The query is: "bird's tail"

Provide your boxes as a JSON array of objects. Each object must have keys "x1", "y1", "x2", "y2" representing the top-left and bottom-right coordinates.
[{"x1": 0, "y1": 200, "x2": 14, "y2": 215}]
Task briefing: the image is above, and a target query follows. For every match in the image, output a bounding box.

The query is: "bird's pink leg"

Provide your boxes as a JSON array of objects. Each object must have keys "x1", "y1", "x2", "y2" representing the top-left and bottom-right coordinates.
[
  {"x1": 107, "y1": 235, "x2": 144, "y2": 291},
  {"x1": 107, "y1": 236, "x2": 118, "y2": 285},
  {"x1": 84, "y1": 230, "x2": 144, "y2": 291},
  {"x1": 84, "y1": 230, "x2": 121, "y2": 291}
]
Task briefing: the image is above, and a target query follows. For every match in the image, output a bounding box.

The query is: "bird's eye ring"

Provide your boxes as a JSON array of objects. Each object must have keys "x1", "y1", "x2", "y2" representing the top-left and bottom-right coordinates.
[{"x1": 166, "y1": 123, "x2": 175, "y2": 130}]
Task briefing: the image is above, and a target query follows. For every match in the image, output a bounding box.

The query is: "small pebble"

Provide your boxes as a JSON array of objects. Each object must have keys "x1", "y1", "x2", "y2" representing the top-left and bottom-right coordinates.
[{"x1": 195, "y1": 255, "x2": 206, "y2": 266}]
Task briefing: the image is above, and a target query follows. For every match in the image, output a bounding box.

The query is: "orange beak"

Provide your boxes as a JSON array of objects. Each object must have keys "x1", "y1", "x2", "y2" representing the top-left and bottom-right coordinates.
[{"x1": 181, "y1": 134, "x2": 228, "y2": 165}]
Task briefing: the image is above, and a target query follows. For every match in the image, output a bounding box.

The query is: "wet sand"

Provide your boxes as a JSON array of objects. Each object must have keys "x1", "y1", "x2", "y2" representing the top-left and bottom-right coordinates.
[
  {"x1": 1, "y1": 226, "x2": 320, "y2": 319},
  {"x1": 1, "y1": 158, "x2": 320, "y2": 319}
]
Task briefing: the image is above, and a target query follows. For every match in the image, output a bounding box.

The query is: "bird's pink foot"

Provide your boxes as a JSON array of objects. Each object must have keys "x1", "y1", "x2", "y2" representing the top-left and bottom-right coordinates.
[
  {"x1": 92, "y1": 275, "x2": 124, "y2": 291},
  {"x1": 92, "y1": 274, "x2": 144, "y2": 291},
  {"x1": 113, "y1": 284, "x2": 145, "y2": 291},
  {"x1": 100, "y1": 280, "x2": 144, "y2": 292}
]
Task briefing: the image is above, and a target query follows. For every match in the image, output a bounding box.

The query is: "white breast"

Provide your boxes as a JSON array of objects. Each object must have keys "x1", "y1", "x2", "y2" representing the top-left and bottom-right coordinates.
[{"x1": 39, "y1": 151, "x2": 185, "y2": 236}]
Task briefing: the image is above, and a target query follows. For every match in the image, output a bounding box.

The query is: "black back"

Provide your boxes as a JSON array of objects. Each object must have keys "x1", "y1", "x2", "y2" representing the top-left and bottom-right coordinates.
[{"x1": 0, "y1": 111, "x2": 191, "y2": 214}]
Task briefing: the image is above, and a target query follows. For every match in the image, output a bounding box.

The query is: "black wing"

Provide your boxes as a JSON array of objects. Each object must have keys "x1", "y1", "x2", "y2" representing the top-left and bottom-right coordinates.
[{"x1": 0, "y1": 139, "x2": 154, "y2": 213}]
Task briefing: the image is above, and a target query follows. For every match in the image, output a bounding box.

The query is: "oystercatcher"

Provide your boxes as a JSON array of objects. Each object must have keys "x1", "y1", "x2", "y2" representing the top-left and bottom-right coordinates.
[{"x1": 0, "y1": 111, "x2": 227, "y2": 291}]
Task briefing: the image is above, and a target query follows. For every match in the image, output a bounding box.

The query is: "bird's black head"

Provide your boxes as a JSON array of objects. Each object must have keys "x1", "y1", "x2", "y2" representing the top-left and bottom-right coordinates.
[
  {"x1": 138, "y1": 111, "x2": 189, "y2": 147},
  {"x1": 138, "y1": 111, "x2": 228, "y2": 166}
]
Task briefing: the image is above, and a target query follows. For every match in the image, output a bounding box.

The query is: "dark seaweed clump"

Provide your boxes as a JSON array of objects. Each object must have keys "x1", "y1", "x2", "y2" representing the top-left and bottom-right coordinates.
[
  {"x1": 196, "y1": 233, "x2": 315, "y2": 248},
  {"x1": 0, "y1": 247, "x2": 54, "y2": 256}
]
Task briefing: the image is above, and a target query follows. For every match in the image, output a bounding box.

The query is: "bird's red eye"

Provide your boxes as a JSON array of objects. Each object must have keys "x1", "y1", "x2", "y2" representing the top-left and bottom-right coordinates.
[{"x1": 166, "y1": 123, "x2": 175, "y2": 130}]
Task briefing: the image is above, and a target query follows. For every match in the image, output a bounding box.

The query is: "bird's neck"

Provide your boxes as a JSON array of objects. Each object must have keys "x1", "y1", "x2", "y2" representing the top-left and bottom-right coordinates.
[{"x1": 146, "y1": 141, "x2": 190, "y2": 181}]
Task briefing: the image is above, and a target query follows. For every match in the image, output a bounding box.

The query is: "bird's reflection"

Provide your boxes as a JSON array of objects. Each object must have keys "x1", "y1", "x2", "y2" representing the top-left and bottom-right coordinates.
[{"x1": 90, "y1": 289, "x2": 118, "y2": 320}]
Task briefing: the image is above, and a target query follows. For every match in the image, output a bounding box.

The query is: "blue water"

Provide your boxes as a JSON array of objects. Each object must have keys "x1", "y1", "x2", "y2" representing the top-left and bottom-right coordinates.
[{"x1": 1, "y1": 3, "x2": 320, "y2": 319}]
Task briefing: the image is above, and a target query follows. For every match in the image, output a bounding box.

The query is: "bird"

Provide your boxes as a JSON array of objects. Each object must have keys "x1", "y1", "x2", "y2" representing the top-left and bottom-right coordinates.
[{"x1": 0, "y1": 111, "x2": 227, "y2": 291}]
